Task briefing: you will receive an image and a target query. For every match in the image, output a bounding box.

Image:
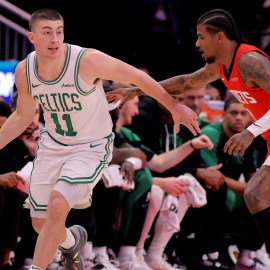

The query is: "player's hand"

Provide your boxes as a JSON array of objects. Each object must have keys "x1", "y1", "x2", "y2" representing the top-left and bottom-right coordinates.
[
  {"x1": 20, "y1": 127, "x2": 40, "y2": 157},
  {"x1": 159, "y1": 177, "x2": 188, "y2": 196},
  {"x1": 106, "y1": 88, "x2": 138, "y2": 108},
  {"x1": 223, "y1": 129, "x2": 254, "y2": 156},
  {"x1": 197, "y1": 164, "x2": 224, "y2": 190},
  {"x1": 120, "y1": 161, "x2": 135, "y2": 189},
  {"x1": 0, "y1": 172, "x2": 25, "y2": 188},
  {"x1": 191, "y1": 134, "x2": 213, "y2": 150},
  {"x1": 129, "y1": 147, "x2": 148, "y2": 168},
  {"x1": 171, "y1": 103, "x2": 201, "y2": 135}
]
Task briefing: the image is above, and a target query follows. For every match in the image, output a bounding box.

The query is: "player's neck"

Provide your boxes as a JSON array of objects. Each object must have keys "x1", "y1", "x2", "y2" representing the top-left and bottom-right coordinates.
[
  {"x1": 223, "y1": 41, "x2": 239, "y2": 74},
  {"x1": 36, "y1": 44, "x2": 67, "y2": 81}
]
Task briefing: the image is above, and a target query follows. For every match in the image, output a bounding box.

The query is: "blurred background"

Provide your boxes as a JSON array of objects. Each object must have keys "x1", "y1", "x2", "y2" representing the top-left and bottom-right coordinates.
[{"x1": 0, "y1": 0, "x2": 270, "y2": 102}]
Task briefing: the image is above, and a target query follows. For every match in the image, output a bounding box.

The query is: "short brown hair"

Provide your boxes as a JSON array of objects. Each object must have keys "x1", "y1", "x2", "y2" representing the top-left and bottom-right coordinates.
[{"x1": 29, "y1": 8, "x2": 63, "y2": 31}]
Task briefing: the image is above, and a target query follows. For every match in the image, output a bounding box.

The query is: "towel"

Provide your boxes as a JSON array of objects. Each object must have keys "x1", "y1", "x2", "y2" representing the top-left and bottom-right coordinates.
[
  {"x1": 178, "y1": 173, "x2": 207, "y2": 208},
  {"x1": 102, "y1": 164, "x2": 135, "y2": 190},
  {"x1": 16, "y1": 161, "x2": 33, "y2": 194}
]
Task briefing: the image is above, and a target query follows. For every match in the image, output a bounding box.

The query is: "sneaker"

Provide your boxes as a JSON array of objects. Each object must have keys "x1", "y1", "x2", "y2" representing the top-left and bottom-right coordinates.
[
  {"x1": 108, "y1": 248, "x2": 118, "y2": 263},
  {"x1": 235, "y1": 250, "x2": 270, "y2": 270},
  {"x1": 256, "y1": 245, "x2": 270, "y2": 267},
  {"x1": 59, "y1": 225, "x2": 88, "y2": 270},
  {"x1": 47, "y1": 250, "x2": 64, "y2": 270},
  {"x1": 165, "y1": 254, "x2": 188, "y2": 270},
  {"x1": 118, "y1": 253, "x2": 150, "y2": 270},
  {"x1": 145, "y1": 254, "x2": 179, "y2": 270},
  {"x1": 93, "y1": 253, "x2": 120, "y2": 270},
  {"x1": 135, "y1": 249, "x2": 152, "y2": 270},
  {"x1": 199, "y1": 253, "x2": 233, "y2": 270},
  {"x1": 18, "y1": 258, "x2": 32, "y2": 270},
  {"x1": 81, "y1": 242, "x2": 95, "y2": 270}
]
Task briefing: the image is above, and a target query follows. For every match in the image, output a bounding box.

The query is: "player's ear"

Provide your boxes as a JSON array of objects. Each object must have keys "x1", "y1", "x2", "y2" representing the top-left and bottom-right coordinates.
[
  {"x1": 217, "y1": 31, "x2": 225, "y2": 43},
  {"x1": 28, "y1": 32, "x2": 34, "y2": 44}
]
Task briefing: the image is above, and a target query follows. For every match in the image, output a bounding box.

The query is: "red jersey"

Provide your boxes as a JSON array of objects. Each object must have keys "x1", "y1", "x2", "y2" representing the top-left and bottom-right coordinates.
[{"x1": 219, "y1": 44, "x2": 270, "y2": 144}]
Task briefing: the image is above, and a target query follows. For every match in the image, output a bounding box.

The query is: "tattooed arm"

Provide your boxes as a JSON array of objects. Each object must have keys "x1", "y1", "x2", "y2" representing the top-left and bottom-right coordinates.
[
  {"x1": 156, "y1": 64, "x2": 220, "y2": 95},
  {"x1": 224, "y1": 51, "x2": 270, "y2": 156},
  {"x1": 238, "y1": 51, "x2": 270, "y2": 93},
  {"x1": 106, "y1": 63, "x2": 220, "y2": 104}
]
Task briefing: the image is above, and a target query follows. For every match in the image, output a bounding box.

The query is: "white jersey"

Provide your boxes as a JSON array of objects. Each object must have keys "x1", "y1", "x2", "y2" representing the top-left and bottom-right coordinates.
[{"x1": 26, "y1": 43, "x2": 113, "y2": 145}]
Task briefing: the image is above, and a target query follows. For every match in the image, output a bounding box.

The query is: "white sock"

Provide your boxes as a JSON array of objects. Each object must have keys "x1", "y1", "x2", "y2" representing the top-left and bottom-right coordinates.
[
  {"x1": 82, "y1": 242, "x2": 95, "y2": 260},
  {"x1": 118, "y1": 246, "x2": 136, "y2": 261},
  {"x1": 146, "y1": 214, "x2": 174, "y2": 259},
  {"x1": 147, "y1": 194, "x2": 189, "y2": 259},
  {"x1": 93, "y1": 246, "x2": 107, "y2": 256},
  {"x1": 29, "y1": 265, "x2": 44, "y2": 270},
  {"x1": 60, "y1": 228, "x2": 75, "y2": 249}
]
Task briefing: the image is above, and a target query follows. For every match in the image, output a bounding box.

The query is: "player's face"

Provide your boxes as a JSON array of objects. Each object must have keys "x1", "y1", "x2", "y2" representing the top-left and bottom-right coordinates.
[
  {"x1": 182, "y1": 88, "x2": 206, "y2": 115},
  {"x1": 196, "y1": 25, "x2": 219, "y2": 64},
  {"x1": 28, "y1": 19, "x2": 64, "y2": 58},
  {"x1": 121, "y1": 97, "x2": 139, "y2": 125},
  {"x1": 23, "y1": 103, "x2": 40, "y2": 135},
  {"x1": 206, "y1": 87, "x2": 221, "y2": 101},
  {"x1": 223, "y1": 103, "x2": 251, "y2": 133}
]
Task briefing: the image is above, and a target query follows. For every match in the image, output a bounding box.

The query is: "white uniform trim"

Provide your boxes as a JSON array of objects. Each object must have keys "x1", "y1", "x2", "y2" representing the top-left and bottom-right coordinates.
[{"x1": 247, "y1": 109, "x2": 270, "y2": 137}]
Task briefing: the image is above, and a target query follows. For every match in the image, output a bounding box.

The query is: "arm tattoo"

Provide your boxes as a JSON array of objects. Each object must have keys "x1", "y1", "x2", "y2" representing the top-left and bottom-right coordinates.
[
  {"x1": 131, "y1": 66, "x2": 218, "y2": 96},
  {"x1": 158, "y1": 68, "x2": 218, "y2": 95},
  {"x1": 239, "y1": 52, "x2": 270, "y2": 94}
]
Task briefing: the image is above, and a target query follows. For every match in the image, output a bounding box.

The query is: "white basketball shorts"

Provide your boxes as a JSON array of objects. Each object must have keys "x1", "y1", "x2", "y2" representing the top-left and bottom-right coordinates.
[{"x1": 29, "y1": 130, "x2": 114, "y2": 218}]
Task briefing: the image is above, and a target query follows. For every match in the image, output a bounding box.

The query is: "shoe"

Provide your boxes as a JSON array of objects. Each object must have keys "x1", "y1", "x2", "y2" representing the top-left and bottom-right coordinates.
[
  {"x1": 47, "y1": 250, "x2": 64, "y2": 270},
  {"x1": 145, "y1": 254, "x2": 179, "y2": 270},
  {"x1": 108, "y1": 248, "x2": 118, "y2": 263},
  {"x1": 118, "y1": 253, "x2": 150, "y2": 270},
  {"x1": 235, "y1": 249, "x2": 270, "y2": 270},
  {"x1": 59, "y1": 225, "x2": 88, "y2": 270},
  {"x1": 136, "y1": 249, "x2": 152, "y2": 270},
  {"x1": 93, "y1": 253, "x2": 120, "y2": 270},
  {"x1": 199, "y1": 253, "x2": 233, "y2": 270},
  {"x1": 81, "y1": 242, "x2": 95, "y2": 270},
  {"x1": 256, "y1": 245, "x2": 270, "y2": 267},
  {"x1": 165, "y1": 253, "x2": 188, "y2": 270},
  {"x1": 18, "y1": 258, "x2": 32, "y2": 270}
]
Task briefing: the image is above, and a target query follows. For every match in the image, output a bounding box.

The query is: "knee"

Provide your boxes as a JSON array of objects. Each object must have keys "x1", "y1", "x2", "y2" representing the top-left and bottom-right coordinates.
[
  {"x1": 244, "y1": 183, "x2": 260, "y2": 210},
  {"x1": 244, "y1": 184, "x2": 253, "y2": 202},
  {"x1": 150, "y1": 185, "x2": 164, "y2": 211},
  {"x1": 47, "y1": 195, "x2": 69, "y2": 222},
  {"x1": 32, "y1": 218, "x2": 45, "y2": 233}
]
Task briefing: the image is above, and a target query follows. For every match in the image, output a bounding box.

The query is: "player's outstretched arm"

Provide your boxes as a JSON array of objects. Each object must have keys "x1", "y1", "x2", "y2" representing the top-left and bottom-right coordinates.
[
  {"x1": 106, "y1": 63, "x2": 220, "y2": 106},
  {"x1": 82, "y1": 49, "x2": 201, "y2": 135}
]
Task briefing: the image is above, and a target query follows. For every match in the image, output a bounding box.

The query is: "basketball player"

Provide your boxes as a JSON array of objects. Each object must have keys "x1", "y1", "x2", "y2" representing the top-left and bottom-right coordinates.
[
  {"x1": 106, "y1": 8, "x2": 270, "y2": 268},
  {"x1": 0, "y1": 8, "x2": 200, "y2": 270}
]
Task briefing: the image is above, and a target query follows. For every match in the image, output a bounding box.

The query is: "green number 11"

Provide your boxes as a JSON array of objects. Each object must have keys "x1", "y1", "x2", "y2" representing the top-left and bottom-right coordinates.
[{"x1": 51, "y1": 113, "x2": 77, "y2": 136}]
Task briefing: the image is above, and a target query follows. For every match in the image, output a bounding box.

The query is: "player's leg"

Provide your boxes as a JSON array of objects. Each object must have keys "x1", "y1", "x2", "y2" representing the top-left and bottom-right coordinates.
[{"x1": 244, "y1": 161, "x2": 270, "y2": 254}]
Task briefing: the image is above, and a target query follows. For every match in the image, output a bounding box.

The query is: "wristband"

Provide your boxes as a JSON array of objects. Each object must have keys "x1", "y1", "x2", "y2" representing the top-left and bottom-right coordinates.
[
  {"x1": 108, "y1": 100, "x2": 121, "y2": 112},
  {"x1": 190, "y1": 139, "x2": 196, "y2": 150},
  {"x1": 125, "y1": 157, "x2": 143, "y2": 170},
  {"x1": 246, "y1": 109, "x2": 270, "y2": 137},
  {"x1": 247, "y1": 124, "x2": 264, "y2": 138}
]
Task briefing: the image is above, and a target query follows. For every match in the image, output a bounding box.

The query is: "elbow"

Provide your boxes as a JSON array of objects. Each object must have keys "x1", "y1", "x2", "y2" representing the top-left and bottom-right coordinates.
[
  {"x1": 148, "y1": 163, "x2": 165, "y2": 173},
  {"x1": 153, "y1": 167, "x2": 165, "y2": 173}
]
